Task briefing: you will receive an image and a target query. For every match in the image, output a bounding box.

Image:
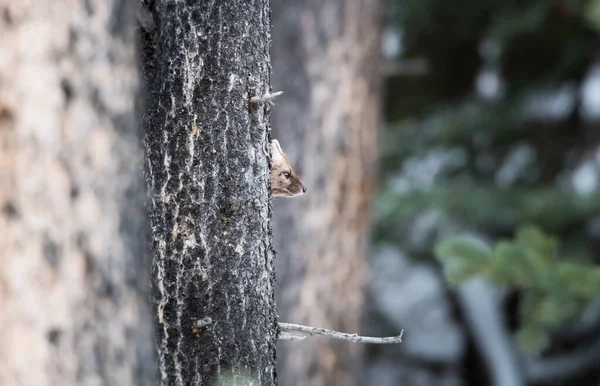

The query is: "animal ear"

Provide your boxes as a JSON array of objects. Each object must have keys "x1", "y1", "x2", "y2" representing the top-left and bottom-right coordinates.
[{"x1": 270, "y1": 139, "x2": 284, "y2": 163}]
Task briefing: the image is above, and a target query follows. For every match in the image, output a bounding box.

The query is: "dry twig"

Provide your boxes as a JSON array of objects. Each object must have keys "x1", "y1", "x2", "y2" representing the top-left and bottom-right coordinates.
[{"x1": 278, "y1": 322, "x2": 403, "y2": 344}]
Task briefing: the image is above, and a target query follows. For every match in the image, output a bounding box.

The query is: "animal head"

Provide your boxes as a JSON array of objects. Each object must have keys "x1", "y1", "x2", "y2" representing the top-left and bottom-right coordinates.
[{"x1": 270, "y1": 139, "x2": 306, "y2": 198}]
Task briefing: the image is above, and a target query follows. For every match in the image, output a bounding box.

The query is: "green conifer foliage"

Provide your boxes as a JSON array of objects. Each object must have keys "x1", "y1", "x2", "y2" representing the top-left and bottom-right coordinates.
[
  {"x1": 436, "y1": 226, "x2": 600, "y2": 353},
  {"x1": 380, "y1": 0, "x2": 600, "y2": 356}
]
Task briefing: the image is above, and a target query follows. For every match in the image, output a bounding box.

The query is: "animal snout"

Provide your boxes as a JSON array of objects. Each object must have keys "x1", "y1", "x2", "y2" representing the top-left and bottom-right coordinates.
[{"x1": 302, "y1": 185, "x2": 307, "y2": 193}]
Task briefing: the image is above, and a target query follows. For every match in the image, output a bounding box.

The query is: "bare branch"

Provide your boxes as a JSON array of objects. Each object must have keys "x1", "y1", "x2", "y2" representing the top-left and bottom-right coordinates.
[
  {"x1": 278, "y1": 330, "x2": 307, "y2": 341},
  {"x1": 249, "y1": 91, "x2": 283, "y2": 104},
  {"x1": 278, "y1": 322, "x2": 403, "y2": 344}
]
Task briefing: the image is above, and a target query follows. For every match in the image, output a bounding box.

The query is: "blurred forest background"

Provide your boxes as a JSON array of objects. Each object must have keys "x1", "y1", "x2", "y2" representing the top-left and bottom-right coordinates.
[
  {"x1": 3, "y1": 0, "x2": 600, "y2": 385},
  {"x1": 365, "y1": 0, "x2": 600, "y2": 385}
]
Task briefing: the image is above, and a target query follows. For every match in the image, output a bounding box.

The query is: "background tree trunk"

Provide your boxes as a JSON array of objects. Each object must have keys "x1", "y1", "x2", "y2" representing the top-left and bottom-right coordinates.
[
  {"x1": 271, "y1": 0, "x2": 383, "y2": 385},
  {"x1": 140, "y1": 1, "x2": 277, "y2": 385},
  {"x1": 0, "y1": 1, "x2": 157, "y2": 386}
]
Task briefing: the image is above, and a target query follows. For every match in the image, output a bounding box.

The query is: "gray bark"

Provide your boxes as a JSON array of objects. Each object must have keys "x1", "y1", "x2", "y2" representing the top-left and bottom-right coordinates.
[
  {"x1": 271, "y1": 0, "x2": 383, "y2": 385},
  {"x1": 140, "y1": 1, "x2": 277, "y2": 385},
  {"x1": 0, "y1": 1, "x2": 157, "y2": 386}
]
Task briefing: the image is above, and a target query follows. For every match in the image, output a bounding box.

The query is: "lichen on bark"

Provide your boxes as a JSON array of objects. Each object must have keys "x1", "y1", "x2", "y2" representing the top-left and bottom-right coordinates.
[{"x1": 140, "y1": 1, "x2": 277, "y2": 385}]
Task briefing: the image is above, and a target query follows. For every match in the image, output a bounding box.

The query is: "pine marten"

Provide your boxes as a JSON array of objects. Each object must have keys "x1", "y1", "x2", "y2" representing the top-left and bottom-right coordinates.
[{"x1": 270, "y1": 139, "x2": 306, "y2": 197}]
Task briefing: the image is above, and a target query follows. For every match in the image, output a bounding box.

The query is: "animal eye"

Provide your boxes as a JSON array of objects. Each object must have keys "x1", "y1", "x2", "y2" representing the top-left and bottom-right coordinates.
[{"x1": 283, "y1": 172, "x2": 291, "y2": 178}]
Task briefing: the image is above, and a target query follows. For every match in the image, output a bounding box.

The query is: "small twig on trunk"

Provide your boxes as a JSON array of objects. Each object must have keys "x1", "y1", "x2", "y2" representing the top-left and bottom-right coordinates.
[
  {"x1": 249, "y1": 90, "x2": 283, "y2": 104},
  {"x1": 278, "y1": 322, "x2": 403, "y2": 344}
]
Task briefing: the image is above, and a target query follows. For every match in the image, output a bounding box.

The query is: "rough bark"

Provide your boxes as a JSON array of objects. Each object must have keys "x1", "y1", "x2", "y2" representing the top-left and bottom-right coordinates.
[
  {"x1": 0, "y1": 1, "x2": 157, "y2": 386},
  {"x1": 140, "y1": 1, "x2": 277, "y2": 385},
  {"x1": 271, "y1": 0, "x2": 383, "y2": 385}
]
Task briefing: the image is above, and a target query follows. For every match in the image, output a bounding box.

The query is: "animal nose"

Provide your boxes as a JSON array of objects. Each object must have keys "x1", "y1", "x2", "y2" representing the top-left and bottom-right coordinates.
[{"x1": 302, "y1": 186, "x2": 307, "y2": 193}]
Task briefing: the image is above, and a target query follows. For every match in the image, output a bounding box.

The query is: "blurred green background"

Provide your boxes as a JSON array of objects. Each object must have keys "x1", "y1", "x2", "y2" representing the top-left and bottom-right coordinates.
[{"x1": 368, "y1": 1, "x2": 600, "y2": 385}]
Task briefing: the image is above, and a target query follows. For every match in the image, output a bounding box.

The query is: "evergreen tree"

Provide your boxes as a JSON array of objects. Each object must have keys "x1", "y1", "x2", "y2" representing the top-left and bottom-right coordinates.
[{"x1": 379, "y1": 0, "x2": 600, "y2": 361}]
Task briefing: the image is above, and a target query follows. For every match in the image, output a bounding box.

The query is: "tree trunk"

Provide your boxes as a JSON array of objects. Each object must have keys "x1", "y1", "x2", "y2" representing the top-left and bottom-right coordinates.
[
  {"x1": 140, "y1": 1, "x2": 277, "y2": 385},
  {"x1": 271, "y1": 1, "x2": 383, "y2": 385},
  {"x1": 0, "y1": 1, "x2": 157, "y2": 386}
]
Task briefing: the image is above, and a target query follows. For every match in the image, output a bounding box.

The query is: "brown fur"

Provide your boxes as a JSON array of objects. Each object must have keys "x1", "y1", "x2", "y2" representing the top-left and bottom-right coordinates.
[{"x1": 270, "y1": 139, "x2": 306, "y2": 197}]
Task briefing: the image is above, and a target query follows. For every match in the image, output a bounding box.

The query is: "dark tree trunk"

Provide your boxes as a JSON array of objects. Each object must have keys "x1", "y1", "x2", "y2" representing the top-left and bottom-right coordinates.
[
  {"x1": 271, "y1": 0, "x2": 383, "y2": 385},
  {"x1": 0, "y1": 1, "x2": 157, "y2": 385},
  {"x1": 140, "y1": 1, "x2": 277, "y2": 385}
]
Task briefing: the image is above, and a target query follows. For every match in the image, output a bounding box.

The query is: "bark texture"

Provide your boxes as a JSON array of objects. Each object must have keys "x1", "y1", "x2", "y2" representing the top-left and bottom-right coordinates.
[
  {"x1": 0, "y1": 1, "x2": 157, "y2": 386},
  {"x1": 271, "y1": 0, "x2": 383, "y2": 385},
  {"x1": 140, "y1": 1, "x2": 277, "y2": 385}
]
